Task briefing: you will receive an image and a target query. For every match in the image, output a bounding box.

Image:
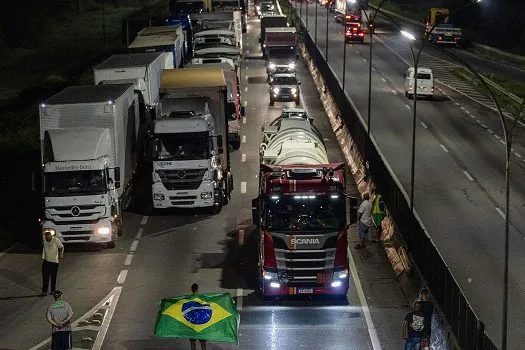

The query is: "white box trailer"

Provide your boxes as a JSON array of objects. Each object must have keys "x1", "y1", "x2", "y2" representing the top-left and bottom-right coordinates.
[
  {"x1": 194, "y1": 11, "x2": 243, "y2": 48},
  {"x1": 137, "y1": 25, "x2": 188, "y2": 64},
  {"x1": 93, "y1": 52, "x2": 165, "y2": 109},
  {"x1": 39, "y1": 84, "x2": 139, "y2": 247},
  {"x1": 128, "y1": 34, "x2": 183, "y2": 69}
]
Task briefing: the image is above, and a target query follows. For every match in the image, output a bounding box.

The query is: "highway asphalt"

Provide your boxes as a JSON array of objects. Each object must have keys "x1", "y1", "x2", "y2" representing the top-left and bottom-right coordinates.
[
  {"x1": 0, "y1": 11, "x2": 413, "y2": 350},
  {"x1": 299, "y1": 3, "x2": 525, "y2": 347}
]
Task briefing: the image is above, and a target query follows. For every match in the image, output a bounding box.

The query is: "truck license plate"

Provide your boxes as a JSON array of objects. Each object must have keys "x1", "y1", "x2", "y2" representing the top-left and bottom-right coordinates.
[{"x1": 298, "y1": 288, "x2": 313, "y2": 294}]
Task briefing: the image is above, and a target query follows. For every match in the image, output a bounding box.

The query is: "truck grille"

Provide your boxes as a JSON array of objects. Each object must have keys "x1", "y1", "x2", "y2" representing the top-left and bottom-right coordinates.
[
  {"x1": 47, "y1": 205, "x2": 104, "y2": 225},
  {"x1": 156, "y1": 169, "x2": 206, "y2": 190},
  {"x1": 169, "y1": 195, "x2": 197, "y2": 206}
]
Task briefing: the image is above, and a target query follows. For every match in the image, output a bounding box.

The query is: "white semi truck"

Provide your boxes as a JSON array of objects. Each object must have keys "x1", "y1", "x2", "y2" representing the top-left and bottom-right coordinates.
[
  {"x1": 187, "y1": 59, "x2": 244, "y2": 150},
  {"x1": 149, "y1": 68, "x2": 233, "y2": 213},
  {"x1": 39, "y1": 84, "x2": 139, "y2": 248}
]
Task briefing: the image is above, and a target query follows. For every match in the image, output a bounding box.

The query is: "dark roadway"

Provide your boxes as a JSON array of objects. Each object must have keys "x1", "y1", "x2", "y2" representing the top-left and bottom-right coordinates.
[{"x1": 298, "y1": 2, "x2": 525, "y2": 348}]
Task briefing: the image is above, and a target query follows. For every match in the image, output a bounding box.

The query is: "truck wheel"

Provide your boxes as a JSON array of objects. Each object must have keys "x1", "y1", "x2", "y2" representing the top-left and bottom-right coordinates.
[
  {"x1": 210, "y1": 189, "x2": 223, "y2": 214},
  {"x1": 106, "y1": 237, "x2": 116, "y2": 249}
]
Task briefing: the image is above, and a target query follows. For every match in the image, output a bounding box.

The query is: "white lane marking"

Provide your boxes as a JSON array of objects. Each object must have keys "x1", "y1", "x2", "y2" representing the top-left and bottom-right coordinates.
[
  {"x1": 135, "y1": 228, "x2": 143, "y2": 240},
  {"x1": 480, "y1": 123, "x2": 487, "y2": 128},
  {"x1": 117, "y1": 270, "x2": 128, "y2": 284},
  {"x1": 494, "y1": 134, "x2": 501, "y2": 140},
  {"x1": 140, "y1": 216, "x2": 149, "y2": 225},
  {"x1": 372, "y1": 67, "x2": 376, "y2": 72},
  {"x1": 420, "y1": 121, "x2": 428, "y2": 129},
  {"x1": 29, "y1": 287, "x2": 123, "y2": 350},
  {"x1": 362, "y1": 58, "x2": 367, "y2": 63},
  {"x1": 464, "y1": 110, "x2": 471, "y2": 115},
  {"x1": 487, "y1": 128, "x2": 494, "y2": 134},
  {"x1": 245, "y1": 65, "x2": 249, "y2": 70},
  {"x1": 460, "y1": 106, "x2": 466, "y2": 110},
  {"x1": 245, "y1": 75, "x2": 248, "y2": 81},
  {"x1": 243, "y1": 116, "x2": 247, "y2": 124},
  {"x1": 244, "y1": 87, "x2": 248, "y2": 92},
  {"x1": 440, "y1": 144, "x2": 449, "y2": 153},
  {"x1": 242, "y1": 135, "x2": 247, "y2": 143},
  {"x1": 246, "y1": 49, "x2": 250, "y2": 54},
  {"x1": 236, "y1": 288, "x2": 244, "y2": 311},
  {"x1": 405, "y1": 104, "x2": 410, "y2": 110},
  {"x1": 499, "y1": 139, "x2": 506, "y2": 145},
  {"x1": 238, "y1": 229, "x2": 245, "y2": 245},
  {"x1": 243, "y1": 100, "x2": 248, "y2": 107},
  {"x1": 241, "y1": 153, "x2": 247, "y2": 162},
  {"x1": 241, "y1": 182, "x2": 247, "y2": 194},
  {"x1": 391, "y1": 90, "x2": 397, "y2": 95},
  {"x1": 130, "y1": 239, "x2": 139, "y2": 252},
  {"x1": 514, "y1": 152, "x2": 522, "y2": 159},
  {"x1": 381, "y1": 77, "x2": 386, "y2": 83},
  {"x1": 463, "y1": 170, "x2": 474, "y2": 181},
  {"x1": 124, "y1": 254, "x2": 133, "y2": 266},
  {"x1": 347, "y1": 246, "x2": 382, "y2": 350},
  {"x1": 454, "y1": 102, "x2": 460, "y2": 106},
  {"x1": 495, "y1": 207, "x2": 505, "y2": 219}
]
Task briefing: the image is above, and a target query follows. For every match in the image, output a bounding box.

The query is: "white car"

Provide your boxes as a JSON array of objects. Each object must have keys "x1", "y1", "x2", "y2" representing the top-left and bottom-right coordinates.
[{"x1": 404, "y1": 67, "x2": 434, "y2": 99}]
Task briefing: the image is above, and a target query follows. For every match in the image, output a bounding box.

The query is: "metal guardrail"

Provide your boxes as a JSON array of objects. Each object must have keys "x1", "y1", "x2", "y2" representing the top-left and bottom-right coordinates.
[{"x1": 290, "y1": 4, "x2": 499, "y2": 350}]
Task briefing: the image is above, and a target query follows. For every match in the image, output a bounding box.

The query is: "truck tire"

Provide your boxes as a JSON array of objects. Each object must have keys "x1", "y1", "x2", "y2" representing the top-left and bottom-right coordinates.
[
  {"x1": 106, "y1": 237, "x2": 116, "y2": 249},
  {"x1": 210, "y1": 189, "x2": 223, "y2": 214}
]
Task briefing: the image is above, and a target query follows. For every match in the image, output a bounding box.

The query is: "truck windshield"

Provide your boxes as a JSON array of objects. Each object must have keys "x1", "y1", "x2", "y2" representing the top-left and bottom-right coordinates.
[
  {"x1": 44, "y1": 170, "x2": 106, "y2": 197},
  {"x1": 267, "y1": 194, "x2": 344, "y2": 232},
  {"x1": 154, "y1": 132, "x2": 210, "y2": 160},
  {"x1": 273, "y1": 76, "x2": 297, "y2": 85},
  {"x1": 267, "y1": 48, "x2": 296, "y2": 59}
]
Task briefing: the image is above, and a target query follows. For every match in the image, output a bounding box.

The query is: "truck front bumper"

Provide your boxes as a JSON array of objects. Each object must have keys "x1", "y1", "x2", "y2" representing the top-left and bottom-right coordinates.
[
  {"x1": 41, "y1": 219, "x2": 114, "y2": 244},
  {"x1": 152, "y1": 181, "x2": 216, "y2": 209},
  {"x1": 262, "y1": 280, "x2": 349, "y2": 297}
]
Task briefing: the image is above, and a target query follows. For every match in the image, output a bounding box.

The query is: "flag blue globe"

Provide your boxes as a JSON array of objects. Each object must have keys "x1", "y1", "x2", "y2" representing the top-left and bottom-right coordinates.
[{"x1": 182, "y1": 301, "x2": 212, "y2": 325}]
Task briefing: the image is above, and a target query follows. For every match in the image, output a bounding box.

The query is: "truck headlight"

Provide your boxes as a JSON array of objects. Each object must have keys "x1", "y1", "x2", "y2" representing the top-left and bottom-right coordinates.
[
  {"x1": 291, "y1": 88, "x2": 297, "y2": 94},
  {"x1": 201, "y1": 191, "x2": 213, "y2": 199},
  {"x1": 42, "y1": 228, "x2": 56, "y2": 236},
  {"x1": 153, "y1": 172, "x2": 162, "y2": 182},
  {"x1": 334, "y1": 269, "x2": 348, "y2": 280},
  {"x1": 288, "y1": 62, "x2": 295, "y2": 70},
  {"x1": 273, "y1": 87, "x2": 280, "y2": 94},
  {"x1": 263, "y1": 270, "x2": 278, "y2": 280},
  {"x1": 153, "y1": 193, "x2": 165, "y2": 201},
  {"x1": 269, "y1": 63, "x2": 276, "y2": 70},
  {"x1": 331, "y1": 281, "x2": 343, "y2": 287},
  {"x1": 97, "y1": 226, "x2": 111, "y2": 235}
]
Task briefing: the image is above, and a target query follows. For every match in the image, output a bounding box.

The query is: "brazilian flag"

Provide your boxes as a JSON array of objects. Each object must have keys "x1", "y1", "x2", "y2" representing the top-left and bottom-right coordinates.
[{"x1": 154, "y1": 292, "x2": 240, "y2": 344}]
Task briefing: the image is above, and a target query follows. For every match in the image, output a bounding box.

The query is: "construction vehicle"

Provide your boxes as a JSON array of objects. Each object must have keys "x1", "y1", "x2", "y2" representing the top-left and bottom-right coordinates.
[
  {"x1": 148, "y1": 68, "x2": 233, "y2": 213},
  {"x1": 252, "y1": 110, "x2": 357, "y2": 297},
  {"x1": 425, "y1": 8, "x2": 463, "y2": 47},
  {"x1": 39, "y1": 84, "x2": 139, "y2": 248}
]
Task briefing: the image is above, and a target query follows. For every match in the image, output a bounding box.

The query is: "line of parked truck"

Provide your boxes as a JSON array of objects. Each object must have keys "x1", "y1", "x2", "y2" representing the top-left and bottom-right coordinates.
[{"x1": 38, "y1": 1, "x2": 246, "y2": 248}]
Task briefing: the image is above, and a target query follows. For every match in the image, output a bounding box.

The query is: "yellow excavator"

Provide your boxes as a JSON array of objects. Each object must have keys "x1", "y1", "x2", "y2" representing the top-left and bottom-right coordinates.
[{"x1": 425, "y1": 8, "x2": 463, "y2": 48}]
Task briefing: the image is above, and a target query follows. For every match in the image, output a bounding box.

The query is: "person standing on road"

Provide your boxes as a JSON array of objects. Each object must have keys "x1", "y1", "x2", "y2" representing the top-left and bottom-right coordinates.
[
  {"x1": 419, "y1": 288, "x2": 434, "y2": 348},
  {"x1": 402, "y1": 301, "x2": 425, "y2": 350},
  {"x1": 189, "y1": 283, "x2": 207, "y2": 350},
  {"x1": 354, "y1": 193, "x2": 372, "y2": 249},
  {"x1": 371, "y1": 189, "x2": 386, "y2": 242},
  {"x1": 41, "y1": 231, "x2": 64, "y2": 296},
  {"x1": 46, "y1": 290, "x2": 73, "y2": 350}
]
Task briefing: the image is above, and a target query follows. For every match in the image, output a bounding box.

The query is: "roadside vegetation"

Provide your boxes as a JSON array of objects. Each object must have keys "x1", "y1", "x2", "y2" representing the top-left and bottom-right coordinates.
[{"x1": 0, "y1": 0, "x2": 168, "y2": 250}]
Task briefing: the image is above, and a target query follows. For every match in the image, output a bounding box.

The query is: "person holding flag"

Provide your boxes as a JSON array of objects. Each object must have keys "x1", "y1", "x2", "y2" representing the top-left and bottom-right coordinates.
[
  {"x1": 371, "y1": 189, "x2": 386, "y2": 242},
  {"x1": 154, "y1": 283, "x2": 240, "y2": 347}
]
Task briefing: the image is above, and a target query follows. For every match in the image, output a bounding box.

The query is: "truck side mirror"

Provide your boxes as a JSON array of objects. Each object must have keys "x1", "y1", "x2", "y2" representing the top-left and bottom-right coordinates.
[
  {"x1": 240, "y1": 106, "x2": 245, "y2": 116},
  {"x1": 347, "y1": 195, "x2": 358, "y2": 225},
  {"x1": 114, "y1": 167, "x2": 121, "y2": 189},
  {"x1": 252, "y1": 197, "x2": 260, "y2": 226}
]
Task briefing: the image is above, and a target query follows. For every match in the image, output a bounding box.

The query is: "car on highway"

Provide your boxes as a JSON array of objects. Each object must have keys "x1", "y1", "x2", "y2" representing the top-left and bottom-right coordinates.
[
  {"x1": 404, "y1": 67, "x2": 434, "y2": 99},
  {"x1": 344, "y1": 25, "x2": 364, "y2": 43},
  {"x1": 269, "y1": 73, "x2": 301, "y2": 106}
]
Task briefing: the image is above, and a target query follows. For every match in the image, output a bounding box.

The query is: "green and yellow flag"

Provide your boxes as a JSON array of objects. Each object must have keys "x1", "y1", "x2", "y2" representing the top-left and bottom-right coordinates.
[{"x1": 154, "y1": 292, "x2": 239, "y2": 344}]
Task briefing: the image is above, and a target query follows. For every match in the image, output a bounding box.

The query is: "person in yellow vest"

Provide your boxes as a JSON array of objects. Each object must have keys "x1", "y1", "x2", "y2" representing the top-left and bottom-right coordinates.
[{"x1": 371, "y1": 189, "x2": 386, "y2": 242}]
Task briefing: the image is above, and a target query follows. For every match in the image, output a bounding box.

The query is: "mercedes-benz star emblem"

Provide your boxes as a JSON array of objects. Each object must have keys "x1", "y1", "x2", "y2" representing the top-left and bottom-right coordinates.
[
  {"x1": 174, "y1": 170, "x2": 187, "y2": 179},
  {"x1": 71, "y1": 206, "x2": 80, "y2": 217}
]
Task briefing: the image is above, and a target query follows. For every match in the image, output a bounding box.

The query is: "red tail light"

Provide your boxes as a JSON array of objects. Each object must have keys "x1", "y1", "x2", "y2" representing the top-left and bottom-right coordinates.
[
  {"x1": 334, "y1": 231, "x2": 348, "y2": 268},
  {"x1": 358, "y1": 33, "x2": 364, "y2": 36},
  {"x1": 263, "y1": 232, "x2": 277, "y2": 268}
]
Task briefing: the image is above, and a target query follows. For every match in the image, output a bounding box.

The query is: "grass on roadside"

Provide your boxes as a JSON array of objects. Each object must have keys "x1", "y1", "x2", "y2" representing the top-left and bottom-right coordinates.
[{"x1": 452, "y1": 68, "x2": 524, "y2": 116}]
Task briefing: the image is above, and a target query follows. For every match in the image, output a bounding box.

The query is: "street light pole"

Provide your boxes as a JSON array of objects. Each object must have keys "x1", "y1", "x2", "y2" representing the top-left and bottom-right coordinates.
[
  {"x1": 342, "y1": 21, "x2": 347, "y2": 90},
  {"x1": 325, "y1": 3, "x2": 329, "y2": 60},
  {"x1": 315, "y1": 0, "x2": 318, "y2": 43}
]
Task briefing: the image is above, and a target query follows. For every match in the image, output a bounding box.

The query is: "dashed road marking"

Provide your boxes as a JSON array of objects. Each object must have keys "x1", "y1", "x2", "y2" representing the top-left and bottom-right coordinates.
[
  {"x1": 463, "y1": 170, "x2": 474, "y2": 181},
  {"x1": 372, "y1": 67, "x2": 376, "y2": 72},
  {"x1": 236, "y1": 288, "x2": 244, "y2": 311},
  {"x1": 243, "y1": 116, "x2": 247, "y2": 124},
  {"x1": 241, "y1": 153, "x2": 247, "y2": 162},
  {"x1": 362, "y1": 58, "x2": 367, "y2": 63},
  {"x1": 245, "y1": 65, "x2": 249, "y2": 70},
  {"x1": 487, "y1": 128, "x2": 494, "y2": 134},
  {"x1": 243, "y1": 100, "x2": 248, "y2": 107},
  {"x1": 135, "y1": 228, "x2": 143, "y2": 240},
  {"x1": 392, "y1": 90, "x2": 397, "y2": 95},
  {"x1": 499, "y1": 139, "x2": 506, "y2": 145},
  {"x1": 514, "y1": 152, "x2": 522, "y2": 159},
  {"x1": 381, "y1": 77, "x2": 386, "y2": 83},
  {"x1": 440, "y1": 144, "x2": 449, "y2": 153},
  {"x1": 454, "y1": 101, "x2": 460, "y2": 106},
  {"x1": 242, "y1": 135, "x2": 246, "y2": 143},
  {"x1": 495, "y1": 207, "x2": 505, "y2": 219},
  {"x1": 140, "y1": 216, "x2": 149, "y2": 226},
  {"x1": 244, "y1": 87, "x2": 248, "y2": 92},
  {"x1": 124, "y1": 254, "x2": 133, "y2": 266},
  {"x1": 245, "y1": 75, "x2": 248, "y2": 81},
  {"x1": 460, "y1": 106, "x2": 466, "y2": 110},
  {"x1": 240, "y1": 182, "x2": 247, "y2": 194},
  {"x1": 130, "y1": 239, "x2": 139, "y2": 252},
  {"x1": 420, "y1": 121, "x2": 428, "y2": 129},
  {"x1": 246, "y1": 49, "x2": 250, "y2": 54},
  {"x1": 117, "y1": 270, "x2": 128, "y2": 284},
  {"x1": 238, "y1": 229, "x2": 245, "y2": 245},
  {"x1": 480, "y1": 123, "x2": 487, "y2": 128},
  {"x1": 405, "y1": 104, "x2": 410, "y2": 110}
]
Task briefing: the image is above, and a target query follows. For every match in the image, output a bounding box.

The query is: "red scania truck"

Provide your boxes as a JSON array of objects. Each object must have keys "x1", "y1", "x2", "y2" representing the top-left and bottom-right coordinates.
[{"x1": 252, "y1": 109, "x2": 356, "y2": 297}]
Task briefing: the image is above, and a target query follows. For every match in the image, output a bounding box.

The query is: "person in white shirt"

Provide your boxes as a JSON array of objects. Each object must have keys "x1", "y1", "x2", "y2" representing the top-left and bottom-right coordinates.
[
  {"x1": 41, "y1": 231, "x2": 64, "y2": 296},
  {"x1": 354, "y1": 193, "x2": 372, "y2": 249}
]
